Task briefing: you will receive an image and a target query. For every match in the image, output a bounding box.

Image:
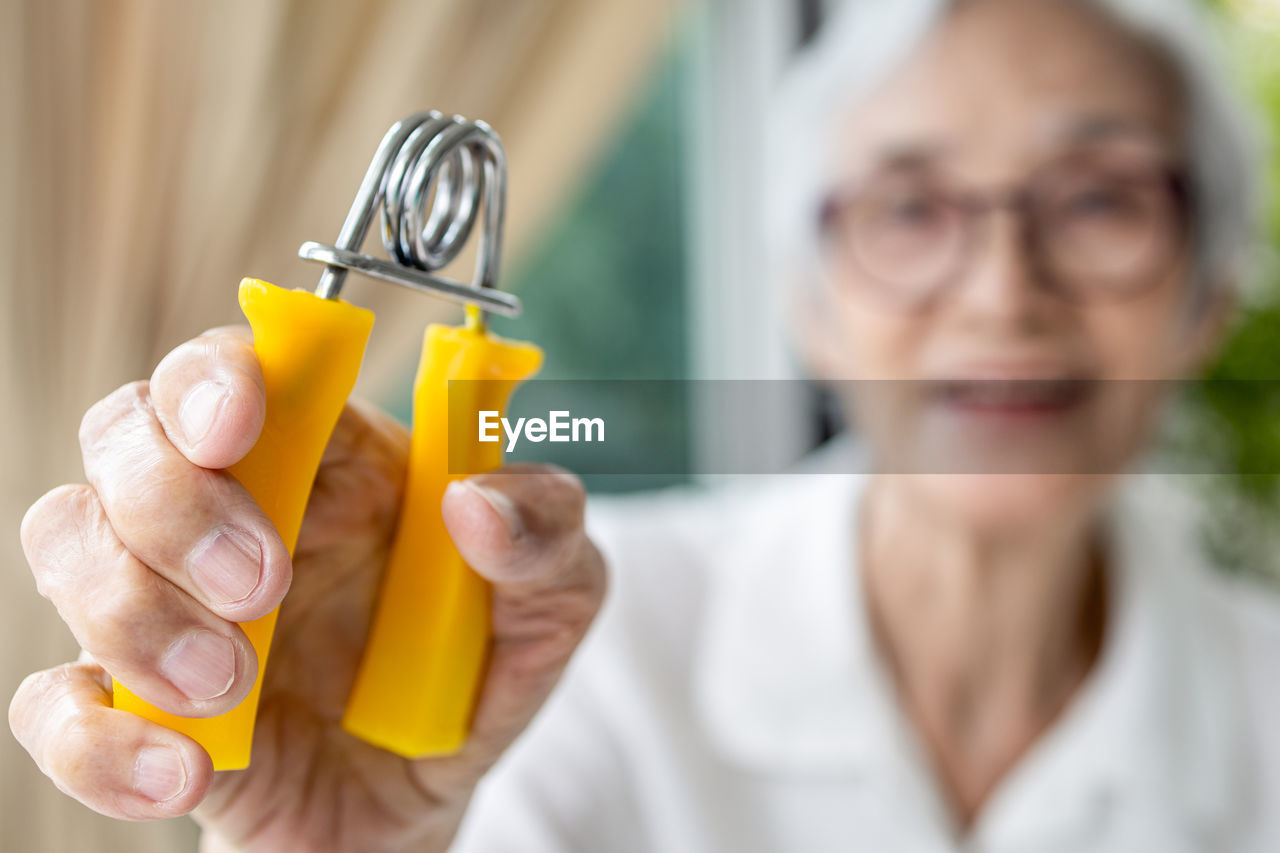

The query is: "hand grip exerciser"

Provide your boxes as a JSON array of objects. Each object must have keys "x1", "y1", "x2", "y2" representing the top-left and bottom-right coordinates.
[{"x1": 111, "y1": 112, "x2": 542, "y2": 770}]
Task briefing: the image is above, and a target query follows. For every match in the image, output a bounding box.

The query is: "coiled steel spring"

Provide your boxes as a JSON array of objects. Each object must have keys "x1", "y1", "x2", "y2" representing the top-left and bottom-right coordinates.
[{"x1": 299, "y1": 111, "x2": 520, "y2": 325}]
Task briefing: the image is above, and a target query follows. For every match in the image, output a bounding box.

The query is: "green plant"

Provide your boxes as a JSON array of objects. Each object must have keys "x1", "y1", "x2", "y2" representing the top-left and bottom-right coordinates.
[{"x1": 1177, "y1": 6, "x2": 1280, "y2": 578}]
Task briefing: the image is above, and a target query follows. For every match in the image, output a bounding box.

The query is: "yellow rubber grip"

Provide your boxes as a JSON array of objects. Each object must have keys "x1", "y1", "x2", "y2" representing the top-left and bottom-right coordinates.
[
  {"x1": 342, "y1": 323, "x2": 542, "y2": 757},
  {"x1": 112, "y1": 278, "x2": 374, "y2": 771}
]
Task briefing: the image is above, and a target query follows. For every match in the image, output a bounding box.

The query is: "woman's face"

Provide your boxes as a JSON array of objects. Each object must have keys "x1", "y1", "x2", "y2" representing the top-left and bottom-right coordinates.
[{"x1": 806, "y1": 0, "x2": 1226, "y2": 529}]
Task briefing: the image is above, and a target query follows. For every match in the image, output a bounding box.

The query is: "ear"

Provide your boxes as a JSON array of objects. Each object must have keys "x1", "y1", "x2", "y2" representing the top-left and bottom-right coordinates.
[{"x1": 1177, "y1": 280, "x2": 1235, "y2": 376}]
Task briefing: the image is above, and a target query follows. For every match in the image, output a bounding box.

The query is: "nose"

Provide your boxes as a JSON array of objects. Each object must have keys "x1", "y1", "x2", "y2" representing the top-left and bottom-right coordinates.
[{"x1": 949, "y1": 207, "x2": 1055, "y2": 331}]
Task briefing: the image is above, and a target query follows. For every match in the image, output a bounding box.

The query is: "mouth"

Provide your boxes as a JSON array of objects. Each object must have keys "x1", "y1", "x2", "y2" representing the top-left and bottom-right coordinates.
[{"x1": 930, "y1": 377, "x2": 1096, "y2": 417}]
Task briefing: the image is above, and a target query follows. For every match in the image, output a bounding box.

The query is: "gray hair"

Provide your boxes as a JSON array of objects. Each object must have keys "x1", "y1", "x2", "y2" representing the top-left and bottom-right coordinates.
[{"x1": 766, "y1": 0, "x2": 1267, "y2": 301}]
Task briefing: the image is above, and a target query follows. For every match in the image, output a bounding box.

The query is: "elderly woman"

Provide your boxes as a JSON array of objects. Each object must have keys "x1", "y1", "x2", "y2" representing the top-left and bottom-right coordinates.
[{"x1": 9, "y1": 0, "x2": 1280, "y2": 850}]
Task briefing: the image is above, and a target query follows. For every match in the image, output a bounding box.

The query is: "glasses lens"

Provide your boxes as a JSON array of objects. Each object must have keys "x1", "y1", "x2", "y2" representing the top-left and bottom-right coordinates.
[
  {"x1": 827, "y1": 171, "x2": 966, "y2": 304},
  {"x1": 1032, "y1": 159, "x2": 1183, "y2": 296}
]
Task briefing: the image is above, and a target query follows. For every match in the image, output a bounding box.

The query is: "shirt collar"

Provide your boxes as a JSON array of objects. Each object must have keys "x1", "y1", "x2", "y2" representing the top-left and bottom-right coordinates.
[
  {"x1": 691, "y1": 468, "x2": 1252, "y2": 838},
  {"x1": 693, "y1": 472, "x2": 909, "y2": 775}
]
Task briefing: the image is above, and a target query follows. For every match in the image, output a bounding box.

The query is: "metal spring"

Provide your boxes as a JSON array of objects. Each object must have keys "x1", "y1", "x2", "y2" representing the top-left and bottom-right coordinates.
[{"x1": 299, "y1": 111, "x2": 520, "y2": 323}]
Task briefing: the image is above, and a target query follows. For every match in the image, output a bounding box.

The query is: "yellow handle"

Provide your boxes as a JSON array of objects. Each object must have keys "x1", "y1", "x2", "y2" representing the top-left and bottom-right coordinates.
[
  {"x1": 112, "y1": 278, "x2": 374, "y2": 771},
  {"x1": 342, "y1": 323, "x2": 542, "y2": 757}
]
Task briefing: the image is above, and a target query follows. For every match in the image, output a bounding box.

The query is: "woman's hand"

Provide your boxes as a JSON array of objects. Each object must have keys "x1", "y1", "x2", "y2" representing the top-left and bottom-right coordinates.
[{"x1": 8, "y1": 328, "x2": 606, "y2": 852}]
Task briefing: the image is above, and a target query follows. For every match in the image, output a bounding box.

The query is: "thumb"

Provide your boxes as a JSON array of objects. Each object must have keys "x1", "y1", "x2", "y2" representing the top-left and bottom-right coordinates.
[
  {"x1": 438, "y1": 463, "x2": 606, "y2": 763},
  {"x1": 442, "y1": 463, "x2": 590, "y2": 590}
]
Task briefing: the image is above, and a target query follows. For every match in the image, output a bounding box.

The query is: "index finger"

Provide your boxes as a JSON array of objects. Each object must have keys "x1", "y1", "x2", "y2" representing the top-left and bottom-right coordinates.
[{"x1": 439, "y1": 465, "x2": 606, "y2": 759}]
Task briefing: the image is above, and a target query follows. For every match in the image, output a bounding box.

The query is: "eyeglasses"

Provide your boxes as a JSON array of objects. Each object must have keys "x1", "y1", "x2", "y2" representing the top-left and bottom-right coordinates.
[{"x1": 818, "y1": 149, "x2": 1190, "y2": 309}]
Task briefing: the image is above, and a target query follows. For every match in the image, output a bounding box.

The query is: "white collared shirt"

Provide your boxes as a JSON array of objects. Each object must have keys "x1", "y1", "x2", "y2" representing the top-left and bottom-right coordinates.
[{"x1": 452, "y1": 466, "x2": 1280, "y2": 852}]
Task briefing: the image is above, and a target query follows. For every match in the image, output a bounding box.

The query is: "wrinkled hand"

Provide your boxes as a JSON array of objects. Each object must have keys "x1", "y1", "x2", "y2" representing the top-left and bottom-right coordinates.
[{"x1": 9, "y1": 328, "x2": 606, "y2": 852}]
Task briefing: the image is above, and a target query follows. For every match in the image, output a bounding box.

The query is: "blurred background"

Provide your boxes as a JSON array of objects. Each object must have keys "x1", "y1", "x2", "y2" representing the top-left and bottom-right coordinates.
[{"x1": 1, "y1": 0, "x2": 1279, "y2": 848}]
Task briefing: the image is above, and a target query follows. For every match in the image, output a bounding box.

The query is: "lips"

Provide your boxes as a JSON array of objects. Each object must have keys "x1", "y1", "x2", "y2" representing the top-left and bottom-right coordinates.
[{"x1": 931, "y1": 378, "x2": 1095, "y2": 414}]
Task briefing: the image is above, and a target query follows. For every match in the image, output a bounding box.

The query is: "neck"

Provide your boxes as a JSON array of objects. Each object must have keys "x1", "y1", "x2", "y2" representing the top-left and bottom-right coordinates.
[{"x1": 860, "y1": 476, "x2": 1108, "y2": 829}]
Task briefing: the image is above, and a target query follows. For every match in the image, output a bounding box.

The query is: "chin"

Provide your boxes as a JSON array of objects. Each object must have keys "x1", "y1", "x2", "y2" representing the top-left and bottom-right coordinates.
[{"x1": 904, "y1": 472, "x2": 1114, "y2": 531}]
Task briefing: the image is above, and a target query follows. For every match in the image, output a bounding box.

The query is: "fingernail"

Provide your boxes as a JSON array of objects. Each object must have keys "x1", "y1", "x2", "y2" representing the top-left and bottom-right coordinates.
[
  {"x1": 179, "y1": 381, "x2": 229, "y2": 447},
  {"x1": 454, "y1": 479, "x2": 523, "y2": 538},
  {"x1": 188, "y1": 527, "x2": 262, "y2": 605},
  {"x1": 134, "y1": 746, "x2": 188, "y2": 803},
  {"x1": 162, "y1": 630, "x2": 236, "y2": 702}
]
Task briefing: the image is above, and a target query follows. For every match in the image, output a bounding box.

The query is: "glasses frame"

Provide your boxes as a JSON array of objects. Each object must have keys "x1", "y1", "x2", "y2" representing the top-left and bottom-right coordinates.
[{"x1": 817, "y1": 151, "x2": 1192, "y2": 310}]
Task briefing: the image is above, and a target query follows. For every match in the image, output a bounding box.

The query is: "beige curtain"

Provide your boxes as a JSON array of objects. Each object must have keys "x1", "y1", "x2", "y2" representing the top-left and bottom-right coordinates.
[{"x1": 0, "y1": 0, "x2": 676, "y2": 849}]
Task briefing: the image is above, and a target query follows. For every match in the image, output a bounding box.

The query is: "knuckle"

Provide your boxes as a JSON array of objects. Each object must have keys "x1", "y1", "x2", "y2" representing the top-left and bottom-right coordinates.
[
  {"x1": 109, "y1": 465, "x2": 203, "y2": 535},
  {"x1": 522, "y1": 472, "x2": 587, "y2": 541},
  {"x1": 499, "y1": 465, "x2": 587, "y2": 549},
  {"x1": 545, "y1": 595, "x2": 598, "y2": 649},
  {"x1": 8, "y1": 668, "x2": 47, "y2": 745},
  {"x1": 21, "y1": 484, "x2": 92, "y2": 555},
  {"x1": 79, "y1": 381, "x2": 152, "y2": 458},
  {"x1": 560, "y1": 558, "x2": 606, "y2": 635},
  {"x1": 496, "y1": 610, "x2": 591, "y2": 690},
  {"x1": 543, "y1": 466, "x2": 586, "y2": 516},
  {"x1": 81, "y1": 567, "x2": 161, "y2": 651},
  {"x1": 577, "y1": 539, "x2": 608, "y2": 604},
  {"x1": 499, "y1": 510, "x2": 597, "y2": 589},
  {"x1": 10, "y1": 664, "x2": 85, "y2": 764},
  {"x1": 500, "y1": 542, "x2": 605, "y2": 651},
  {"x1": 43, "y1": 709, "x2": 109, "y2": 791},
  {"x1": 23, "y1": 487, "x2": 110, "y2": 602}
]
